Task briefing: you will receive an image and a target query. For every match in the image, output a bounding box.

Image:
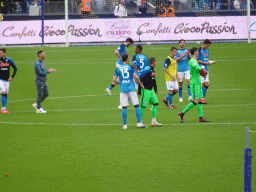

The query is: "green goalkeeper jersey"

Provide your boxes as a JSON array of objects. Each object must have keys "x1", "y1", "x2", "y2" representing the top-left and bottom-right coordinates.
[{"x1": 189, "y1": 57, "x2": 202, "y2": 85}]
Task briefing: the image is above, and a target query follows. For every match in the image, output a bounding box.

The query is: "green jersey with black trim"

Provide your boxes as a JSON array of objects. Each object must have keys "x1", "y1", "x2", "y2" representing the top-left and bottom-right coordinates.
[{"x1": 189, "y1": 57, "x2": 202, "y2": 85}]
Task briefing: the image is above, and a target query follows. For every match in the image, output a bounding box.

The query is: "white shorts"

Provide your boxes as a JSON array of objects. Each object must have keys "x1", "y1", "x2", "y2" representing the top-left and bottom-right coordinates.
[
  {"x1": 116, "y1": 62, "x2": 121, "y2": 68},
  {"x1": 178, "y1": 70, "x2": 190, "y2": 82},
  {"x1": 120, "y1": 91, "x2": 139, "y2": 107},
  {"x1": 201, "y1": 73, "x2": 209, "y2": 83},
  {"x1": 0, "y1": 80, "x2": 10, "y2": 94},
  {"x1": 166, "y1": 81, "x2": 178, "y2": 91}
]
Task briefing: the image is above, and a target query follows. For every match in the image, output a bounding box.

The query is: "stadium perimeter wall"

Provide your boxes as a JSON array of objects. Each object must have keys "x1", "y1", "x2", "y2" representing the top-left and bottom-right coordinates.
[{"x1": 1, "y1": 16, "x2": 256, "y2": 45}]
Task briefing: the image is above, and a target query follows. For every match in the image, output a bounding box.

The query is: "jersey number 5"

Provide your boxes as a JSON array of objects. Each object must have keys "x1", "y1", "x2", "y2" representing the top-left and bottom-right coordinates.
[
  {"x1": 120, "y1": 67, "x2": 129, "y2": 79},
  {"x1": 140, "y1": 59, "x2": 144, "y2": 69}
]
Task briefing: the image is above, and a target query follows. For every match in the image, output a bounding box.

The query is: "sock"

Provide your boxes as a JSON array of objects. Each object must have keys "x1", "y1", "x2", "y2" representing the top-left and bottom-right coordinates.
[
  {"x1": 1, "y1": 94, "x2": 7, "y2": 108},
  {"x1": 178, "y1": 86, "x2": 182, "y2": 98},
  {"x1": 187, "y1": 84, "x2": 191, "y2": 97},
  {"x1": 152, "y1": 118, "x2": 156, "y2": 124},
  {"x1": 167, "y1": 94, "x2": 173, "y2": 106},
  {"x1": 197, "y1": 104, "x2": 203, "y2": 118},
  {"x1": 151, "y1": 104, "x2": 158, "y2": 119},
  {"x1": 135, "y1": 106, "x2": 141, "y2": 123},
  {"x1": 182, "y1": 102, "x2": 196, "y2": 114},
  {"x1": 122, "y1": 107, "x2": 127, "y2": 125},
  {"x1": 203, "y1": 86, "x2": 208, "y2": 98},
  {"x1": 172, "y1": 91, "x2": 177, "y2": 96},
  {"x1": 108, "y1": 84, "x2": 115, "y2": 90},
  {"x1": 140, "y1": 107, "x2": 146, "y2": 121}
]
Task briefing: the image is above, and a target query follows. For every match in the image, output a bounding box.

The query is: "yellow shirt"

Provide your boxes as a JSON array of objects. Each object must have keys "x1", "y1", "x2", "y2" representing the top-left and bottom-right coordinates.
[{"x1": 164, "y1": 56, "x2": 177, "y2": 81}]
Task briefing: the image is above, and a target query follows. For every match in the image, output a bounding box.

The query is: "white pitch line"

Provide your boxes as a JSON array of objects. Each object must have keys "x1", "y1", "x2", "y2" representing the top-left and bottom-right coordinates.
[
  {"x1": 7, "y1": 88, "x2": 255, "y2": 103},
  {"x1": 9, "y1": 104, "x2": 256, "y2": 113},
  {"x1": 0, "y1": 122, "x2": 255, "y2": 126}
]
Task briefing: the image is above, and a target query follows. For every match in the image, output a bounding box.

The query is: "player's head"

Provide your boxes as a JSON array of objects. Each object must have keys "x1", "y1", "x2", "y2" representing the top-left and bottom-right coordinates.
[
  {"x1": 135, "y1": 45, "x2": 142, "y2": 54},
  {"x1": 125, "y1": 38, "x2": 134, "y2": 47},
  {"x1": 202, "y1": 39, "x2": 211, "y2": 49},
  {"x1": 0, "y1": 48, "x2": 6, "y2": 58},
  {"x1": 37, "y1": 50, "x2": 46, "y2": 60},
  {"x1": 121, "y1": 0, "x2": 125, "y2": 5},
  {"x1": 179, "y1": 39, "x2": 185, "y2": 49},
  {"x1": 170, "y1": 47, "x2": 177, "y2": 57},
  {"x1": 122, "y1": 54, "x2": 129, "y2": 63},
  {"x1": 149, "y1": 57, "x2": 156, "y2": 67},
  {"x1": 190, "y1": 47, "x2": 199, "y2": 57}
]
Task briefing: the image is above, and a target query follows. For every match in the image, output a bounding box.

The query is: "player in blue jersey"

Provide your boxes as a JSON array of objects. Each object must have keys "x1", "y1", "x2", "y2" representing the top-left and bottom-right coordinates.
[
  {"x1": 105, "y1": 38, "x2": 134, "y2": 97},
  {"x1": 113, "y1": 54, "x2": 146, "y2": 129},
  {"x1": 197, "y1": 39, "x2": 216, "y2": 104},
  {"x1": 132, "y1": 45, "x2": 149, "y2": 78},
  {"x1": 0, "y1": 48, "x2": 17, "y2": 114},
  {"x1": 175, "y1": 39, "x2": 192, "y2": 102}
]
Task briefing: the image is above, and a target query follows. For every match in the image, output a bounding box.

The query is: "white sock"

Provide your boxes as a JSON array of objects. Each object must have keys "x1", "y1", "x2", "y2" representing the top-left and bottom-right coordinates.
[
  {"x1": 152, "y1": 118, "x2": 156, "y2": 123},
  {"x1": 2, "y1": 107, "x2": 6, "y2": 110}
]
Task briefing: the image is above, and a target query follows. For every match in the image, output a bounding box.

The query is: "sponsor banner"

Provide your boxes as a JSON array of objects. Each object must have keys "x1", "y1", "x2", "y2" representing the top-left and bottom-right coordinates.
[{"x1": 0, "y1": 16, "x2": 255, "y2": 45}]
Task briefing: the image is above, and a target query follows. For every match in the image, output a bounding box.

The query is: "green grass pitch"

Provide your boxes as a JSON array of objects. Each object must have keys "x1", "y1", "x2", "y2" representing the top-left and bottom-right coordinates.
[{"x1": 0, "y1": 42, "x2": 255, "y2": 191}]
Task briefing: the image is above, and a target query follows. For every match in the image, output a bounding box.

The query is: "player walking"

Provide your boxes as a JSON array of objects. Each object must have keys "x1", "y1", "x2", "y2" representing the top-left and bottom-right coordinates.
[
  {"x1": 162, "y1": 47, "x2": 179, "y2": 109},
  {"x1": 132, "y1": 45, "x2": 149, "y2": 78},
  {"x1": 139, "y1": 57, "x2": 162, "y2": 127},
  {"x1": 178, "y1": 47, "x2": 210, "y2": 123},
  {"x1": 33, "y1": 51, "x2": 56, "y2": 113},
  {"x1": 175, "y1": 39, "x2": 192, "y2": 102},
  {"x1": 0, "y1": 48, "x2": 17, "y2": 114},
  {"x1": 105, "y1": 38, "x2": 134, "y2": 96},
  {"x1": 197, "y1": 39, "x2": 216, "y2": 104},
  {"x1": 113, "y1": 54, "x2": 146, "y2": 129}
]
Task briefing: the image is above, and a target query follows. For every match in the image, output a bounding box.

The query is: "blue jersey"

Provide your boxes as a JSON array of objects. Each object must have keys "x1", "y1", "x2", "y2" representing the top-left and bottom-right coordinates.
[
  {"x1": 197, "y1": 47, "x2": 209, "y2": 72},
  {"x1": 175, "y1": 49, "x2": 189, "y2": 72},
  {"x1": 114, "y1": 64, "x2": 136, "y2": 93},
  {"x1": 116, "y1": 43, "x2": 127, "y2": 66},
  {"x1": 132, "y1": 54, "x2": 149, "y2": 77}
]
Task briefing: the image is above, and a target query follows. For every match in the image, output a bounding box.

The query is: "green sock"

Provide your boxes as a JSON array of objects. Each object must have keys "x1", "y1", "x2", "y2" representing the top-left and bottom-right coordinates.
[
  {"x1": 182, "y1": 102, "x2": 196, "y2": 114},
  {"x1": 197, "y1": 104, "x2": 203, "y2": 118},
  {"x1": 151, "y1": 104, "x2": 158, "y2": 119},
  {"x1": 140, "y1": 107, "x2": 146, "y2": 120}
]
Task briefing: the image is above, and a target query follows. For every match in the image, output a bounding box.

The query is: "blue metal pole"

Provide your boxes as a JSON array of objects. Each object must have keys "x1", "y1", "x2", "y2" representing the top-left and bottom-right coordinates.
[
  {"x1": 244, "y1": 127, "x2": 252, "y2": 192},
  {"x1": 244, "y1": 148, "x2": 252, "y2": 192},
  {"x1": 41, "y1": 0, "x2": 44, "y2": 46}
]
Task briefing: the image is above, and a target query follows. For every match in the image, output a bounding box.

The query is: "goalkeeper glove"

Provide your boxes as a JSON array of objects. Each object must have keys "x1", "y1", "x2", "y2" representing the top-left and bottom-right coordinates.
[{"x1": 199, "y1": 69, "x2": 208, "y2": 78}]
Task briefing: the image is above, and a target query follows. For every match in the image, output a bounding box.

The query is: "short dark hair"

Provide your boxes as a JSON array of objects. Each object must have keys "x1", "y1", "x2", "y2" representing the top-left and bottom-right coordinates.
[
  {"x1": 190, "y1": 47, "x2": 198, "y2": 55},
  {"x1": 136, "y1": 45, "x2": 143, "y2": 52},
  {"x1": 0, "y1": 48, "x2": 6, "y2": 53},
  {"x1": 122, "y1": 54, "x2": 129, "y2": 62},
  {"x1": 203, "y1": 39, "x2": 211, "y2": 45},
  {"x1": 37, "y1": 50, "x2": 44, "y2": 56},
  {"x1": 149, "y1": 57, "x2": 156, "y2": 65},
  {"x1": 126, "y1": 38, "x2": 134, "y2": 44},
  {"x1": 171, "y1": 47, "x2": 177, "y2": 51},
  {"x1": 179, "y1": 39, "x2": 185, "y2": 44}
]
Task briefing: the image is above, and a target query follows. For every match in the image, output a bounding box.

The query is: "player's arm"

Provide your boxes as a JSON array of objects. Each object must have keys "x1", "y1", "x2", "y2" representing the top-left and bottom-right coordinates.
[
  {"x1": 8, "y1": 59, "x2": 17, "y2": 81},
  {"x1": 133, "y1": 73, "x2": 144, "y2": 89},
  {"x1": 197, "y1": 59, "x2": 213, "y2": 65},
  {"x1": 132, "y1": 55, "x2": 138, "y2": 72},
  {"x1": 115, "y1": 49, "x2": 122, "y2": 61},
  {"x1": 191, "y1": 62, "x2": 203, "y2": 71},
  {"x1": 153, "y1": 79, "x2": 157, "y2": 94},
  {"x1": 175, "y1": 53, "x2": 185, "y2": 62}
]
